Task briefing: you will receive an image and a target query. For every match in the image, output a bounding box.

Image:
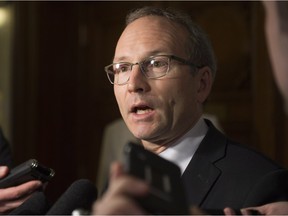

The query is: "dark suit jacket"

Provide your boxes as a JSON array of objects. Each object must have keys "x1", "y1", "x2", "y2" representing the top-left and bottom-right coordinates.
[{"x1": 182, "y1": 119, "x2": 285, "y2": 210}]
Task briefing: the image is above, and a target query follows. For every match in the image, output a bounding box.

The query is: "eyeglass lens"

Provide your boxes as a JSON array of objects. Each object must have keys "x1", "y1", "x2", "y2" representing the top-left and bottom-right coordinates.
[{"x1": 107, "y1": 56, "x2": 170, "y2": 84}]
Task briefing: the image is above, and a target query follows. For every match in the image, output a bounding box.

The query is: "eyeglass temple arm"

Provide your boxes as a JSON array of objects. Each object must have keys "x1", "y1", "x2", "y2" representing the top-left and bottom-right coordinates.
[{"x1": 170, "y1": 55, "x2": 201, "y2": 68}]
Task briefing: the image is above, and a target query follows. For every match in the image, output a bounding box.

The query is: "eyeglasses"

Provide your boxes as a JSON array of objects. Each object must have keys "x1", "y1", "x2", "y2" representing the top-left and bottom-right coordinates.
[{"x1": 104, "y1": 54, "x2": 199, "y2": 85}]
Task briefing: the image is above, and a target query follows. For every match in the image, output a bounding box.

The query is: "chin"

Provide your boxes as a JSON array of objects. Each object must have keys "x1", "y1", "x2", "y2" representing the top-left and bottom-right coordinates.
[
  {"x1": 129, "y1": 123, "x2": 160, "y2": 140},
  {"x1": 132, "y1": 131, "x2": 151, "y2": 140}
]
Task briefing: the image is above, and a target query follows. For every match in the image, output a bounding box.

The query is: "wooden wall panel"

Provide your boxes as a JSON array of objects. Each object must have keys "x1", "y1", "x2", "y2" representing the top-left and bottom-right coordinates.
[{"x1": 11, "y1": 1, "x2": 287, "y2": 202}]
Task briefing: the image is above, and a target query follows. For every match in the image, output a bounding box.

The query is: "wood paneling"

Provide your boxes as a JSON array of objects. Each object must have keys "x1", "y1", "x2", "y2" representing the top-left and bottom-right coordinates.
[{"x1": 11, "y1": 1, "x2": 287, "y2": 202}]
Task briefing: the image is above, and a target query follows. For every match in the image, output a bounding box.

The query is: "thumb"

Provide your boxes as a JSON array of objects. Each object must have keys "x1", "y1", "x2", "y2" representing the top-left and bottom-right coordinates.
[{"x1": 109, "y1": 161, "x2": 125, "y2": 181}]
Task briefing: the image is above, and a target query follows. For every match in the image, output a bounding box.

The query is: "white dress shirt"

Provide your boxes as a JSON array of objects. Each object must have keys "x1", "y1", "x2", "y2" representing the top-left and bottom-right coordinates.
[{"x1": 159, "y1": 117, "x2": 208, "y2": 174}]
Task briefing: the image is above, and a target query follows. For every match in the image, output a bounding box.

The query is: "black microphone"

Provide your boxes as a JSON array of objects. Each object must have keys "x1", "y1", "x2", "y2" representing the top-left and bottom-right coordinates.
[
  {"x1": 46, "y1": 179, "x2": 98, "y2": 215},
  {"x1": 9, "y1": 191, "x2": 49, "y2": 215}
]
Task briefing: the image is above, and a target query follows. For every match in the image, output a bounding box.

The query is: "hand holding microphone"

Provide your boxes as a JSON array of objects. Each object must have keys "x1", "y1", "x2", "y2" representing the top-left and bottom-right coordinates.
[
  {"x1": 0, "y1": 159, "x2": 51, "y2": 214},
  {"x1": 7, "y1": 179, "x2": 97, "y2": 215}
]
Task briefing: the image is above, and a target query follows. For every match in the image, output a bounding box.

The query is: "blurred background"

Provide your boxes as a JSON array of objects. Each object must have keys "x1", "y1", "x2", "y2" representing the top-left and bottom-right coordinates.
[{"x1": 0, "y1": 1, "x2": 287, "y2": 202}]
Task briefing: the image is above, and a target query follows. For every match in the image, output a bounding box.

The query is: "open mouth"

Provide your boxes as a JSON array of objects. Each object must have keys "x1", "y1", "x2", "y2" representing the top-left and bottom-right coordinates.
[{"x1": 132, "y1": 105, "x2": 153, "y2": 115}]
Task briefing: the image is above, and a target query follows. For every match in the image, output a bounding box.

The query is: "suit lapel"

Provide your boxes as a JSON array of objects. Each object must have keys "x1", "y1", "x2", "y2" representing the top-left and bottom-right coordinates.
[{"x1": 181, "y1": 119, "x2": 227, "y2": 206}]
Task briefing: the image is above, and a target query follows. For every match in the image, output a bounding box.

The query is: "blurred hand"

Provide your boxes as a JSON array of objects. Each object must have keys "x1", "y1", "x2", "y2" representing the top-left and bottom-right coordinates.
[
  {"x1": 0, "y1": 166, "x2": 43, "y2": 214},
  {"x1": 243, "y1": 202, "x2": 288, "y2": 215},
  {"x1": 224, "y1": 201, "x2": 288, "y2": 215},
  {"x1": 93, "y1": 161, "x2": 149, "y2": 215}
]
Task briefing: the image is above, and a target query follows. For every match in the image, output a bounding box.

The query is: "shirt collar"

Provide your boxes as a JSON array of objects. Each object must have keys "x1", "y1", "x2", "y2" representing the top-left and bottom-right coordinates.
[{"x1": 159, "y1": 117, "x2": 208, "y2": 174}]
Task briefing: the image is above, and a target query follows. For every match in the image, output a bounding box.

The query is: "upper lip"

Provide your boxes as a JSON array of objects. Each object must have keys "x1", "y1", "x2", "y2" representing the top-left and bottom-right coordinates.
[{"x1": 129, "y1": 102, "x2": 153, "y2": 113}]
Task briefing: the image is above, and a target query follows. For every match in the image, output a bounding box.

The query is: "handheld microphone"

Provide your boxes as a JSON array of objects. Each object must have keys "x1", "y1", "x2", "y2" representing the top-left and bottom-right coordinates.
[
  {"x1": 9, "y1": 191, "x2": 49, "y2": 215},
  {"x1": 46, "y1": 179, "x2": 98, "y2": 215}
]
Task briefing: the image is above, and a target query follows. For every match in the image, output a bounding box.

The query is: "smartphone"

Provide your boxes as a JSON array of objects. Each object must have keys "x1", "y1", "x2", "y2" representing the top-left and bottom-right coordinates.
[
  {"x1": 123, "y1": 142, "x2": 189, "y2": 215},
  {"x1": 0, "y1": 159, "x2": 55, "y2": 188}
]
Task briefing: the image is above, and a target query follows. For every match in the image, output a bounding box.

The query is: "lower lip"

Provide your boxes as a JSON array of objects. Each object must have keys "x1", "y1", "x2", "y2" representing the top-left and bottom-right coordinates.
[{"x1": 130, "y1": 110, "x2": 155, "y2": 121}]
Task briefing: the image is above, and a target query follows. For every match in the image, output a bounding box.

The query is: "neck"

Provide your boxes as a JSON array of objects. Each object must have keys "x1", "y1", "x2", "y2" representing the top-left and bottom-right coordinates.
[
  {"x1": 141, "y1": 141, "x2": 172, "y2": 154},
  {"x1": 141, "y1": 115, "x2": 203, "y2": 154}
]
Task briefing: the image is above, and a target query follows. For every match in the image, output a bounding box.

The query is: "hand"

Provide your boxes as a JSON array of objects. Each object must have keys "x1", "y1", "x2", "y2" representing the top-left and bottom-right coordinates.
[
  {"x1": 93, "y1": 161, "x2": 149, "y2": 215},
  {"x1": 0, "y1": 166, "x2": 43, "y2": 214},
  {"x1": 242, "y1": 202, "x2": 288, "y2": 215},
  {"x1": 224, "y1": 201, "x2": 288, "y2": 215}
]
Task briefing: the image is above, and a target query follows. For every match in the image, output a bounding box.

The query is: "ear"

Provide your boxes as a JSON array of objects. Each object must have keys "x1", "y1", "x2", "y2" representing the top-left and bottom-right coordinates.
[{"x1": 196, "y1": 66, "x2": 213, "y2": 103}]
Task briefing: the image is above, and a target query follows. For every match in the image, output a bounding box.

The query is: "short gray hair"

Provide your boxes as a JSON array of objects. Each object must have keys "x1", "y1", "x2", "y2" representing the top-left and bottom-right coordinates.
[{"x1": 126, "y1": 6, "x2": 217, "y2": 80}]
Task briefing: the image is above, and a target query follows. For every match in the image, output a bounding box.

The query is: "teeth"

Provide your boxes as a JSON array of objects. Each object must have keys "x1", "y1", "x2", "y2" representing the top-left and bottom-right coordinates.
[{"x1": 136, "y1": 108, "x2": 152, "y2": 114}]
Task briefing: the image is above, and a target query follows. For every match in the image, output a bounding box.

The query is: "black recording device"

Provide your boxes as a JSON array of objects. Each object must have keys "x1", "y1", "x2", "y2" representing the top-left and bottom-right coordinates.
[
  {"x1": 123, "y1": 142, "x2": 189, "y2": 215},
  {"x1": 0, "y1": 159, "x2": 55, "y2": 188},
  {"x1": 123, "y1": 142, "x2": 262, "y2": 215}
]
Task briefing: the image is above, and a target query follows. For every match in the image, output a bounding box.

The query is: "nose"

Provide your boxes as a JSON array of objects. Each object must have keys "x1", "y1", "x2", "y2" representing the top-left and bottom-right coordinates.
[{"x1": 127, "y1": 63, "x2": 150, "y2": 93}]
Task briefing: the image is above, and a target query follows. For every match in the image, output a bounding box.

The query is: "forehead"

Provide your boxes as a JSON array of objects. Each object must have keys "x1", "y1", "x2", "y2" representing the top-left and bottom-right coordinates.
[{"x1": 114, "y1": 16, "x2": 189, "y2": 61}]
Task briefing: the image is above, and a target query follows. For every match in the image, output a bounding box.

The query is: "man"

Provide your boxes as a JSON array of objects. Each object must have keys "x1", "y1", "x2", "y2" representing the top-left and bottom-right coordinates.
[
  {"x1": 262, "y1": 1, "x2": 288, "y2": 115},
  {"x1": 0, "y1": 128, "x2": 43, "y2": 214},
  {"x1": 93, "y1": 6, "x2": 286, "y2": 214}
]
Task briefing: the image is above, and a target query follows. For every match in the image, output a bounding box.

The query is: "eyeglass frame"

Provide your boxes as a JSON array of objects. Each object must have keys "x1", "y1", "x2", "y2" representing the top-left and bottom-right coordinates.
[{"x1": 104, "y1": 54, "x2": 201, "y2": 85}]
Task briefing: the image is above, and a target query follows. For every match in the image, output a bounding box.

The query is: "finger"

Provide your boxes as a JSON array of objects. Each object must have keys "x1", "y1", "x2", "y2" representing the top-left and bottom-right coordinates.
[
  {"x1": 0, "y1": 180, "x2": 42, "y2": 201},
  {"x1": 0, "y1": 166, "x2": 9, "y2": 178},
  {"x1": 93, "y1": 196, "x2": 146, "y2": 215},
  {"x1": 0, "y1": 192, "x2": 33, "y2": 214},
  {"x1": 110, "y1": 161, "x2": 124, "y2": 181},
  {"x1": 241, "y1": 208, "x2": 256, "y2": 215},
  {"x1": 107, "y1": 175, "x2": 149, "y2": 199},
  {"x1": 223, "y1": 207, "x2": 236, "y2": 215}
]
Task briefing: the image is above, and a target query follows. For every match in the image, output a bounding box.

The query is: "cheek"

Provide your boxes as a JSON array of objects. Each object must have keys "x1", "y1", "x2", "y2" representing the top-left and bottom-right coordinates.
[
  {"x1": 155, "y1": 82, "x2": 188, "y2": 119},
  {"x1": 114, "y1": 87, "x2": 125, "y2": 111},
  {"x1": 114, "y1": 87, "x2": 119, "y2": 103},
  {"x1": 173, "y1": 80, "x2": 198, "y2": 111}
]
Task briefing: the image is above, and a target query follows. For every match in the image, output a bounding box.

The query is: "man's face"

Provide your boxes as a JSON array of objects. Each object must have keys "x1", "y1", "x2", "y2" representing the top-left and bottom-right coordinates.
[{"x1": 113, "y1": 16, "x2": 211, "y2": 147}]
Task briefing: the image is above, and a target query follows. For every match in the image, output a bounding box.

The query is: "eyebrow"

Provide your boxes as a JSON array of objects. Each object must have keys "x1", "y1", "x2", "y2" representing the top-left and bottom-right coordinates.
[
  {"x1": 113, "y1": 50, "x2": 171, "y2": 63},
  {"x1": 113, "y1": 56, "x2": 129, "y2": 63}
]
